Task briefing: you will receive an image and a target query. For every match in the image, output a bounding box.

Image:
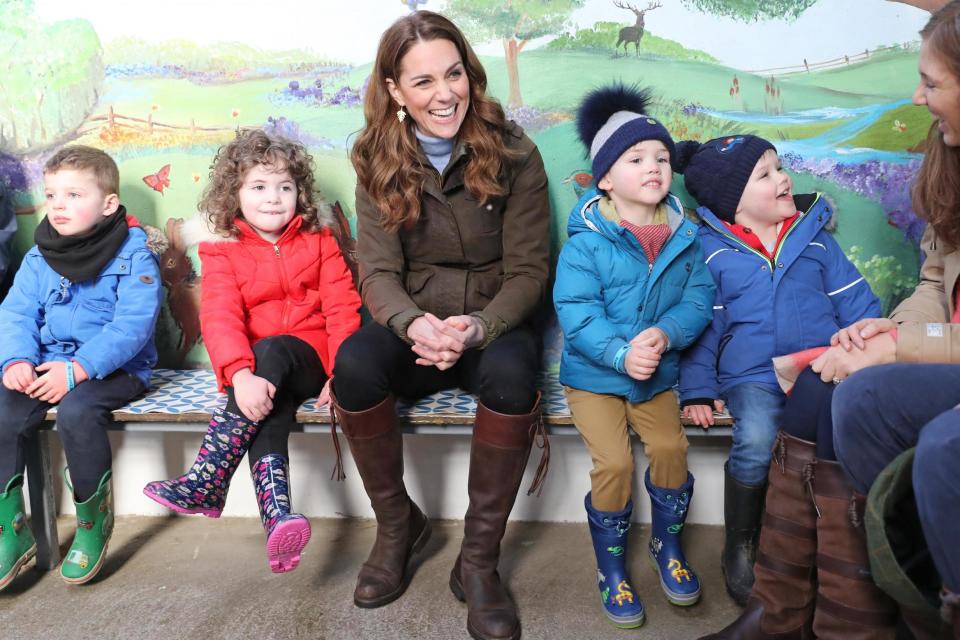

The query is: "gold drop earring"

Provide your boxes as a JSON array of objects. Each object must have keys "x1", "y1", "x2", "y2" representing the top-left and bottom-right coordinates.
[{"x1": 396, "y1": 106, "x2": 407, "y2": 123}]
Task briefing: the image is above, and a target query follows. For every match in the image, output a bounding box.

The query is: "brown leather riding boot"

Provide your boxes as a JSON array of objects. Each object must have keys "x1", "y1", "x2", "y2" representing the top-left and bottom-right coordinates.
[
  {"x1": 449, "y1": 397, "x2": 548, "y2": 640},
  {"x1": 333, "y1": 394, "x2": 431, "y2": 608},
  {"x1": 700, "y1": 432, "x2": 817, "y2": 640},
  {"x1": 812, "y1": 460, "x2": 898, "y2": 638}
]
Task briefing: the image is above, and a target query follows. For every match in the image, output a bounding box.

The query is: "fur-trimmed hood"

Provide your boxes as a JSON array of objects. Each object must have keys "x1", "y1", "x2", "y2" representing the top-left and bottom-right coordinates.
[{"x1": 179, "y1": 202, "x2": 336, "y2": 247}]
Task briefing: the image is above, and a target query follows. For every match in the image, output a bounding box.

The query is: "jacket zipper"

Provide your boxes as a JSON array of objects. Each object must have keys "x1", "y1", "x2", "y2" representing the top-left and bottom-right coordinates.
[{"x1": 274, "y1": 244, "x2": 292, "y2": 331}]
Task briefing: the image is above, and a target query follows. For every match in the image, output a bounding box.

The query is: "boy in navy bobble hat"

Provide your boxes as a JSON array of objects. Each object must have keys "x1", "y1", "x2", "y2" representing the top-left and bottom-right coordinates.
[
  {"x1": 554, "y1": 83, "x2": 715, "y2": 627},
  {"x1": 674, "y1": 135, "x2": 881, "y2": 610}
]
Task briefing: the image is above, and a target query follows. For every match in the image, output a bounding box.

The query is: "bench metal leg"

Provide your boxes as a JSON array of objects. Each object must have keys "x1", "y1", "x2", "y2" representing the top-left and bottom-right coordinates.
[{"x1": 25, "y1": 430, "x2": 60, "y2": 571}]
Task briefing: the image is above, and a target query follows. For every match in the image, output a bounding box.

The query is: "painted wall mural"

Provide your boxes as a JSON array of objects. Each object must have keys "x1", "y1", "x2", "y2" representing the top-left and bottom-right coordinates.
[{"x1": 0, "y1": 0, "x2": 935, "y2": 370}]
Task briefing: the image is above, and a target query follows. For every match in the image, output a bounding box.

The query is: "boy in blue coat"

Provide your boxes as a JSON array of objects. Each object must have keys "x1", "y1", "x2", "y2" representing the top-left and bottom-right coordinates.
[
  {"x1": 675, "y1": 135, "x2": 881, "y2": 606},
  {"x1": 554, "y1": 85, "x2": 715, "y2": 628},
  {"x1": 0, "y1": 146, "x2": 161, "y2": 589}
]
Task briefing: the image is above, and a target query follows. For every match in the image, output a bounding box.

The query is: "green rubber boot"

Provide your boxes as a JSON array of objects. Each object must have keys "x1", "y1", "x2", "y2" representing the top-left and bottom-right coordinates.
[
  {"x1": 0, "y1": 475, "x2": 36, "y2": 591},
  {"x1": 60, "y1": 469, "x2": 113, "y2": 584}
]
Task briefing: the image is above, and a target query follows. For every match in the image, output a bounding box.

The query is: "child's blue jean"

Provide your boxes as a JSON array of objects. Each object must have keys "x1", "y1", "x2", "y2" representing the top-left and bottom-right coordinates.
[{"x1": 722, "y1": 382, "x2": 786, "y2": 486}]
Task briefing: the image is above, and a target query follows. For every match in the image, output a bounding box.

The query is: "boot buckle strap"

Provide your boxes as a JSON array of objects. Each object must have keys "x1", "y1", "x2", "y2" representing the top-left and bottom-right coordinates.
[
  {"x1": 756, "y1": 548, "x2": 813, "y2": 580},
  {"x1": 801, "y1": 461, "x2": 822, "y2": 518},
  {"x1": 816, "y1": 552, "x2": 874, "y2": 582},
  {"x1": 816, "y1": 592, "x2": 899, "y2": 627},
  {"x1": 525, "y1": 394, "x2": 550, "y2": 497},
  {"x1": 329, "y1": 402, "x2": 346, "y2": 482},
  {"x1": 762, "y1": 512, "x2": 816, "y2": 541}
]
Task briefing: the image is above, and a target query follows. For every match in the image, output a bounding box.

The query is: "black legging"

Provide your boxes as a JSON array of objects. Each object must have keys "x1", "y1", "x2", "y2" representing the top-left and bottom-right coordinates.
[
  {"x1": 332, "y1": 322, "x2": 540, "y2": 415},
  {"x1": 779, "y1": 367, "x2": 837, "y2": 460},
  {"x1": 224, "y1": 335, "x2": 326, "y2": 467}
]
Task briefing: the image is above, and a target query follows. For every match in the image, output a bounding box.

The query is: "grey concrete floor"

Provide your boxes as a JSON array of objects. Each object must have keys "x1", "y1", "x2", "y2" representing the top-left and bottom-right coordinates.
[{"x1": 1, "y1": 516, "x2": 743, "y2": 640}]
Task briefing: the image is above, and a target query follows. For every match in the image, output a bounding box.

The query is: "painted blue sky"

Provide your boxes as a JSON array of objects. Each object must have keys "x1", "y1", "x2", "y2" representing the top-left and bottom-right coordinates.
[{"x1": 35, "y1": 0, "x2": 929, "y2": 70}]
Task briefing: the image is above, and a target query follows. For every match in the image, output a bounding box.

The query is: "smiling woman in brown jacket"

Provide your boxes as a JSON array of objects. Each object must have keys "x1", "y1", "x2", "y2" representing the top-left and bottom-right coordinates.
[{"x1": 330, "y1": 11, "x2": 550, "y2": 640}]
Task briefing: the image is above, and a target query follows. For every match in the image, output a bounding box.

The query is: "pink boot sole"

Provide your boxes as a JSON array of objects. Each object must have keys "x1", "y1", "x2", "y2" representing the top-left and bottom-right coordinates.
[
  {"x1": 142, "y1": 486, "x2": 223, "y2": 518},
  {"x1": 267, "y1": 516, "x2": 312, "y2": 573}
]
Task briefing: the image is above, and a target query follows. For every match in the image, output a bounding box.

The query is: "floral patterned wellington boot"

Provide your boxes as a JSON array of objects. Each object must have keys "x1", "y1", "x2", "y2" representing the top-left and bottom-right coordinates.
[
  {"x1": 143, "y1": 408, "x2": 258, "y2": 517},
  {"x1": 0, "y1": 474, "x2": 36, "y2": 591},
  {"x1": 61, "y1": 469, "x2": 113, "y2": 584},
  {"x1": 585, "y1": 492, "x2": 645, "y2": 629},
  {"x1": 646, "y1": 468, "x2": 702, "y2": 606},
  {"x1": 252, "y1": 453, "x2": 312, "y2": 573}
]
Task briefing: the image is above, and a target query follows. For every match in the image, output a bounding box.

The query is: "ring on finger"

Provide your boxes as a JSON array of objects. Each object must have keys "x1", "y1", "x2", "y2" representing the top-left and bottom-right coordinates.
[{"x1": 832, "y1": 377, "x2": 842, "y2": 385}]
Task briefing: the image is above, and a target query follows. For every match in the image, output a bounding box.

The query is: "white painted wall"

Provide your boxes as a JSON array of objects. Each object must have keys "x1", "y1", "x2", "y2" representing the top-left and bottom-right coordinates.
[{"x1": 28, "y1": 431, "x2": 730, "y2": 525}]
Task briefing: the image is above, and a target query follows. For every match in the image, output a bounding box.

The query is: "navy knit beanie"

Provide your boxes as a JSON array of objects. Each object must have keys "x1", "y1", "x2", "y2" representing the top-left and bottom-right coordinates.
[
  {"x1": 674, "y1": 135, "x2": 776, "y2": 223},
  {"x1": 576, "y1": 84, "x2": 676, "y2": 183}
]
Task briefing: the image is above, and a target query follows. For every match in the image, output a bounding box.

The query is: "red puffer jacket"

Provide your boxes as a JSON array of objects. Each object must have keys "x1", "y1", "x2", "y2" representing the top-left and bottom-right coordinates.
[{"x1": 198, "y1": 216, "x2": 360, "y2": 390}]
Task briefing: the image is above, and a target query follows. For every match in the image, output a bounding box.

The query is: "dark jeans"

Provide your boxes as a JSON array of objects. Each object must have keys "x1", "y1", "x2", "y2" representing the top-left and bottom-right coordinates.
[
  {"x1": 780, "y1": 367, "x2": 838, "y2": 460},
  {"x1": 833, "y1": 363, "x2": 960, "y2": 591},
  {"x1": 0, "y1": 370, "x2": 145, "y2": 501},
  {"x1": 333, "y1": 322, "x2": 540, "y2": 415},
  {"x1": 225, "y1": 335, "x2": 326, "y2": 466}
]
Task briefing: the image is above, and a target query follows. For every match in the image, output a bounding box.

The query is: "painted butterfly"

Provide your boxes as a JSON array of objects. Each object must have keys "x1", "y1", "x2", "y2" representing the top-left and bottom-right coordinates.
[{"x1": 143, "y1": 164, "x2": 172, "y2": 194}]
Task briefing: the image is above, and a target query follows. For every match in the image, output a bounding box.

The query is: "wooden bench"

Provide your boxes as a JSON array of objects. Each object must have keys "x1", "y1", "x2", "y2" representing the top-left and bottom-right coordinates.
[{"x1": 25, "y1": 368, "x2": 732, "y2": 572}]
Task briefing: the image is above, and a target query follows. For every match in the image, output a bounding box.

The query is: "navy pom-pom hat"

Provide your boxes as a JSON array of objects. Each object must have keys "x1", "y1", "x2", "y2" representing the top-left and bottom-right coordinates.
[
  {"x1": 575, "y1": 83, "x2": 676, "y2": 183},
  {"x1": 673, "y1": 134, "x2": 776, "y2": 223}
]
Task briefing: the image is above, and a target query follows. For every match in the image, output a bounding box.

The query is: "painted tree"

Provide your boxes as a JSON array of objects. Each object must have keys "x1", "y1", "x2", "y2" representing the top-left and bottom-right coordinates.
[
  {"x1": 0, "y1": 0, "x2": 104, "y2": 154},
  {"x1": 445, "y1": 0, "x2": 586, "y2": 108},
  {"x1": 678, "y1": 0, "x2": 819, "y2": 21}
]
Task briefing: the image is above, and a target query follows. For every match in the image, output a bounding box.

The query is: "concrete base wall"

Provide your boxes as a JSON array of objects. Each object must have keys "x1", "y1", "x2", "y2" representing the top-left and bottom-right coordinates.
[{"x1": 28, "y1": 431, "x2": 732, "y2": 524}]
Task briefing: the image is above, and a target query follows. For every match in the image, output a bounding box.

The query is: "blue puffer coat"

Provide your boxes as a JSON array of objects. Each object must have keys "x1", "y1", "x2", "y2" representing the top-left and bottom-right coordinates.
[
  {"x1": 554, "y1": 189, "x2": 715, "y2": 403},
  {"x1": 678, "y1": 193, "x2": 882, "y2": 404},
  {"x1": 0, "y1": 225, "x2": 162, "y2": 387}
]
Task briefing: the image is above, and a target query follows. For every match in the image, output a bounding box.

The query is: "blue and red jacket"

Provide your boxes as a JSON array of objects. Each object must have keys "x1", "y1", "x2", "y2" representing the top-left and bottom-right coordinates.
[{"x1": 678, "y1": 193, "x2": 882, "y2": 405}]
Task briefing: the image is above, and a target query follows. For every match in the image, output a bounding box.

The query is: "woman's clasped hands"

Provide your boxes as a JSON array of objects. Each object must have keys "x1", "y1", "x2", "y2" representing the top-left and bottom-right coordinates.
[{"x1": 407, "y1": 312, "x2": 486, "y2": 370}]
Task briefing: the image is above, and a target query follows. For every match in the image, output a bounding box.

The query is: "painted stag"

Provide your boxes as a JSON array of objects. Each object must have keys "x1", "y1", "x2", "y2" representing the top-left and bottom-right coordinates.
[{"x1": 614, "y1": 0, "x2": 662, "y2": 57}]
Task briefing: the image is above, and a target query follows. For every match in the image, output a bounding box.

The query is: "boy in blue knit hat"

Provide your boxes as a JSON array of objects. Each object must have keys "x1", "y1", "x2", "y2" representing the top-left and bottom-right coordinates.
[
  {"x1": 554, "y1": 84, "x2": 715, "y2": 628},
  {"x1": 675, "y1": 135, "x2": 881, "y2": 607}
]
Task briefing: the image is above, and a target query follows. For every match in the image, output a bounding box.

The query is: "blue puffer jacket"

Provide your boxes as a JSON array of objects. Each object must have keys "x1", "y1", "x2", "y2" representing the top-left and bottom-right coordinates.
[
  {"x1": 0, "y1": 225, "x2": 162, "y2": 388},
  {"x1": 678, "y1": 193, "x2": 882, "y2": 404},
  {"x1": 554, "y1": 189, "x2": 715, "y2": 403}
]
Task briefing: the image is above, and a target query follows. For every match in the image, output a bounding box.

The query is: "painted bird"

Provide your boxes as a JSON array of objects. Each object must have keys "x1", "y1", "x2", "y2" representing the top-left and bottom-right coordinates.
[{"x1": 562, "y1": 170, "x2": 594, "y2": 198}]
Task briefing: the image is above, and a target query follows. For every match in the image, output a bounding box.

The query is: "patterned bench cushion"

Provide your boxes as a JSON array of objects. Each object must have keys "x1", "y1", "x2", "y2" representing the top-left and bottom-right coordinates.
[{"x1": 44, "y1": 368, "x2": 732, "y2": 427}]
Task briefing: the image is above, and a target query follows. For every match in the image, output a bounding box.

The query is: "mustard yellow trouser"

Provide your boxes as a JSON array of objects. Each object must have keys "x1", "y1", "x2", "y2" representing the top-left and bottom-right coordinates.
[{"x1": 565, "y1": 387, "x2": 689, "y2": 512}]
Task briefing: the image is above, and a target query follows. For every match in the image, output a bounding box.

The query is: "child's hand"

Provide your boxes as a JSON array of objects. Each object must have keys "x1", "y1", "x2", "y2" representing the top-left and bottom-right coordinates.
[
  {"x1": 231, "y1": 368, "x2": 276, "y2": 422},
  {"x1": 624, "y1": 346, "x2": 661, "y2": 381},
  {"x1": 683, "y1": 400, "x2": 726, "y2": 428},
  {"x1": 2, "y1": 362, "x2": 37, "y2": 393},
  {"x1": 316, "y1": 378, "x2": 333, "y2": 408},
  {"x1": 25, "y1": 361, "x2": 86, "y2": 404},
  {"x1": 632, "y1": 327, "x2": 669, "y2": 354}
]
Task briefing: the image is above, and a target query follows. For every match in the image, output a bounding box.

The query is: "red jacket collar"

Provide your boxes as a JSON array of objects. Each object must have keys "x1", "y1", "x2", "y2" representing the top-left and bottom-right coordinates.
[
  {"x1": 723, "y1": 213, "x2": 799, "y2": 259},
  {"x1": 235, "y1": 215, "x2": 303, "y2": 244}
]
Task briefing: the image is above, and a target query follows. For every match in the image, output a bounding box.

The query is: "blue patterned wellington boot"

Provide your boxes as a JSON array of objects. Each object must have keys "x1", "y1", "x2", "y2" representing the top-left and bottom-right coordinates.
[
  {"x1": 252, "y1": 454, "x2": 311, "y2": 574},
  {"x1": 585, "y1": 493, "x2": 645, "y2": 629},
  {"x1": 645, "y1": 469, "x2": 701, "y2": 606},
  {"x1": 143, "y1": 408, "x2": 258, "y2": 517}
]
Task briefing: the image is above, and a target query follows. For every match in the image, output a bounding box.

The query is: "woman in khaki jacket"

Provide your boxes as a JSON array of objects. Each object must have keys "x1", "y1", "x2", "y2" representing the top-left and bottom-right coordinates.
[
  {"x1": 330, "y1": 11, "x2": 550, "y2": 640},
  {"x1": 812, "y1": 2, "x2": 960, "y2": 634}
]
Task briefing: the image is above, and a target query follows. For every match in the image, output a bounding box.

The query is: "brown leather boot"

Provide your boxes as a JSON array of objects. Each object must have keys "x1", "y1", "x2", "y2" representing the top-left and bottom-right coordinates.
[
  {"x1": 333, "y1": 393, "x2": 431, "y2": 608},
  {"x1": 812, "y1": 460, "x2": 897, "y2": 638},
  {"x1": 942, "y1": 587, "x2": 960, "y2": 640},
  {"x1": 700, "y1": 432, "x2": 817, "y2": 640},
  {"x1": 449, "y1": 397, "x2": 548, "y2": 640}
]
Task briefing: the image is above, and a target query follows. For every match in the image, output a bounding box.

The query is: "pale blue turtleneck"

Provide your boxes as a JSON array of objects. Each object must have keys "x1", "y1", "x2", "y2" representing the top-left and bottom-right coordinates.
[{"x1": 415, "y1": 128, "x2": 455, "y2": 174}]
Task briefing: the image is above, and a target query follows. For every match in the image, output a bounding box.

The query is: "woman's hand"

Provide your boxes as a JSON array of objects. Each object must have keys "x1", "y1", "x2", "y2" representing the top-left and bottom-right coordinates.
[
  {"x1": 831, "y1": 318, "x2": 896, "y2": 351},
  {"x1": 408, "y1": 313, "x2": 469, "y2": 370},
  {"x1": 812, "y1": 332, "x2": 897, "y2": 383},
  {"x1": 683, "y1": 399, "x2": 726, "y2": 428},
  {"x1": 231, "y1": 368, "x2": 276, "y2": 422}
]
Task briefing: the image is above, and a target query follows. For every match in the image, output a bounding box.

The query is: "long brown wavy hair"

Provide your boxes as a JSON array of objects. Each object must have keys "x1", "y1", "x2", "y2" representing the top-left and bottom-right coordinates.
[
  {"x1": 200, "y1": 129, "x2": 327, "y2": 237},
  {"x1": 913, "y1": 0, "x2": 960, "y2": 248},
  {"x1": 351, "y1": 11, "x2": 518, "y2": 232}
]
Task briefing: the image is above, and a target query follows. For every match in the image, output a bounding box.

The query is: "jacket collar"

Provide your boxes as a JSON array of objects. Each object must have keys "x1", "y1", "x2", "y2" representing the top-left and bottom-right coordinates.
[{"x1": 235, "y1": 214, "x2": 303, "y2": 245}]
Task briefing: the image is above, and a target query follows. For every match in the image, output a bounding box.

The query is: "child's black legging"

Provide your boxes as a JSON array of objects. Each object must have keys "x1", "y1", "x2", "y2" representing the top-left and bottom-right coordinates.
[{"x1": 779, "y1": 367, "x2": 838, "y2": 460}]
